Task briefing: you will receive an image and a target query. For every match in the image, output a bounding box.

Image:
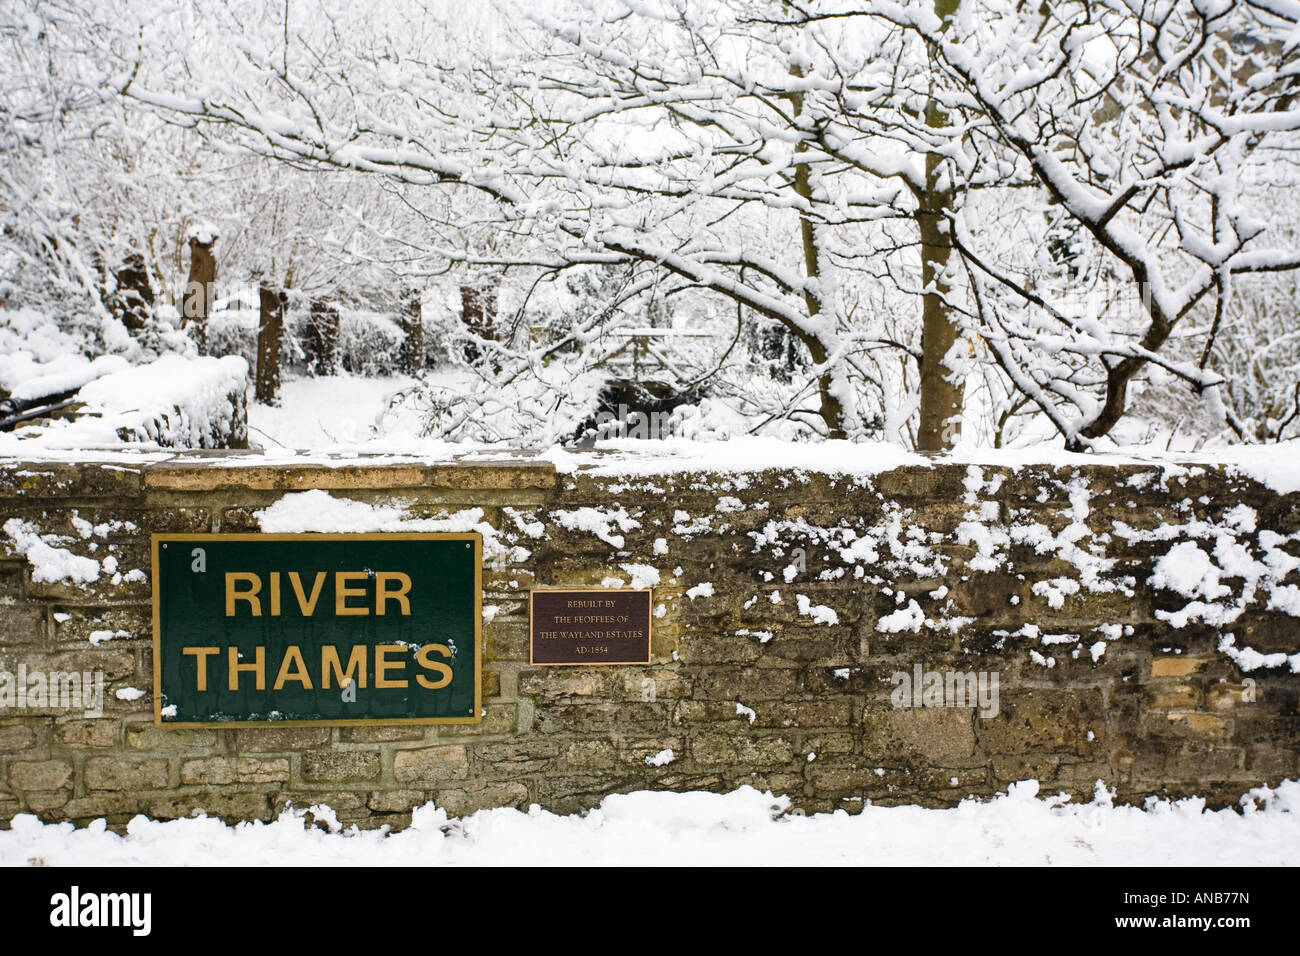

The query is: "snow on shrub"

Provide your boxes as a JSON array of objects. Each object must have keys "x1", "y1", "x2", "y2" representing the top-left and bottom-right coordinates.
[
  {"x1": 336, "y1": 310, "x2": 406, "y2": 376},
  {"x1": 1, "y1": 354, "x2": 249, "y2": 450},
  {"x1": 205, "y1": 305, "x2": 408, "y2": 378},
  {"x1": 0, "y1": 307, "x2": 100, "y2": 396},
  {"x1": 1, "y1": 306, "x2": 251, "y2": 450},
  {"x1": 203, "y1": 307, "x2": 260, "y2": 370},
  {"x1": 75, "y1": 355, "x2": 249, "y2": 447},
  {"x1": 384, "y1": 363, "x2": 611, "y2": 445}
]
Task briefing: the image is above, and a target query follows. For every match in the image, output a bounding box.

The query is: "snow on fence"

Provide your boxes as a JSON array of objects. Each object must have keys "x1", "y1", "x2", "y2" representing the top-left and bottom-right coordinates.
[{"x1": 0, "y1": 449, "x2": 1296, "y2": 830}]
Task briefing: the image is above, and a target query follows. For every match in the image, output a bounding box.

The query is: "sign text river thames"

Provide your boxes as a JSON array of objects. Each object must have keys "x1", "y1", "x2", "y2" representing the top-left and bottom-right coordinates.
[{"x1": 152, "y1": 533, "x2": 482, "y2": 727}]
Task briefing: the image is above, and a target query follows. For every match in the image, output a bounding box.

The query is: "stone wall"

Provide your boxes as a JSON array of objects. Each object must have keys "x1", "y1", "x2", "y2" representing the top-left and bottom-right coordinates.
[{"x1": 1, "y1": 453, "x2": 1297, "y2": 829}]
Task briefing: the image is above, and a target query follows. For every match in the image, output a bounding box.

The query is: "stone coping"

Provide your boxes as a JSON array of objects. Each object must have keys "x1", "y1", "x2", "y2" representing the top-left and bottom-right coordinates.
[
  {"x1": 0, "y1": 445, "x2": 1289, "y2": 498},
  {"x1": 0, "y1": 452, "x2": 558, "y2": 494}
]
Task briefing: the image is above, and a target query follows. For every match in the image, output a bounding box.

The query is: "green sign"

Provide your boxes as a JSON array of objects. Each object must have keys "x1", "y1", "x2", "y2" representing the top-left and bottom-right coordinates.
[{"x1": 151, "y1": 533, "x2": 481, "y2": 727}]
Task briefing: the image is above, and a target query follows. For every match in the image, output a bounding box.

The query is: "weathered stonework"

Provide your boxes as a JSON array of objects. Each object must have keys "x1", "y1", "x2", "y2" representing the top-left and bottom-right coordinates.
[{"x1": 0, "y1": 451, "x2": 1297, "y2": 829}]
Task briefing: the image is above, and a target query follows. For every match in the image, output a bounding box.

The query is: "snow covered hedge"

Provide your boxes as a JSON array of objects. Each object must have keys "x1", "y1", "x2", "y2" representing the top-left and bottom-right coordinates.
[
  {"x1": 206, "y1": 305, "x2": 411, "y2": 379},
  {"x1": 74, "y1": 355, "x2": 249, "y2": 449},
  {"x1": 1, "y1": 308, "x2": 249, "y2": 450}
]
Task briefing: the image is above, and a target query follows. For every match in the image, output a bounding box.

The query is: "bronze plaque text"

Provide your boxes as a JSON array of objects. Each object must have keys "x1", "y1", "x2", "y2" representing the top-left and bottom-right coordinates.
[{"x1": 529, "y1": 589, "x2": 652, "y2": 665}]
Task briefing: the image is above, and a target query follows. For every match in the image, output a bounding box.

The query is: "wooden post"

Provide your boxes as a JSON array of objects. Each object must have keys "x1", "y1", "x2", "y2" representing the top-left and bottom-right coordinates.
[
  {"x1": 114, "y1": 251, "x2": 154, "y2": 332},
  {"x1": 183, "y1": 231, "x2": 217, "y2": 351},
  {"x1": 304, "y1": 298, "x2": 340, "y2": 375},
  {"x1": 255, "y1": 284, "x2": 283, "y2": 405},
  {"x1": 401, "y1": 287, "x2": 424, "y2": 375},
  {"x1": 460, "y1": 280, "x2": 498, "y2": 367}
]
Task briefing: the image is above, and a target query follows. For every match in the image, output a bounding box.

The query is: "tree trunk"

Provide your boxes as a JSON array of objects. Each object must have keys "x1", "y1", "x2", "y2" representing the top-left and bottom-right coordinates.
[
  {"x1": 256, "y1": 284, "x2": 283, "y2": 406},
  {"x1": 461, "y1": 281, "x2": 498, "y2": 369},
  {"x1": 916, "y1": 0, "x2": 964, "y2": 452},
  {"x1": 402, "y1": 287, "x2": 425, "y2": 375},
  {"x1": 787, "y1": 67, "x2": 849, "y2": 441},
  {"x1": 916, "y1": 164, "x2": 962, "y2": 451},
  {"x1": 303, "y1": 298, "x2": 340, "y2": 375},
  {"x1": 183, "y1": 233, "x2": 217, "y2": 351},
  {"x1": 805, "y1": 336, "x2": 849, "y2": 442}
]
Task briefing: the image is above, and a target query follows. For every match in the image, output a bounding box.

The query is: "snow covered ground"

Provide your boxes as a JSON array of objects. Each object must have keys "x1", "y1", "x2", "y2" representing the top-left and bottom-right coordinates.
[
  {"x1": 3, "y1": 781, "x2": 1297, "y2": 866},
  {"x1": 249, "y1": 373, "x2": 417, "y2": 450}
]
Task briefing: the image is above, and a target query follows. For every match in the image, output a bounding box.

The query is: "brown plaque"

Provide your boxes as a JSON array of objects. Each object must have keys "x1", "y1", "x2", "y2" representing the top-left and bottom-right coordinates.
[{"x1": 530, "y1": 589, "x2": 652, "y2": 665}]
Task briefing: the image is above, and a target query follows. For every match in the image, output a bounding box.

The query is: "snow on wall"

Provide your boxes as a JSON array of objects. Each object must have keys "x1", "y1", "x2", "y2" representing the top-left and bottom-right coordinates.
[
  {"x1": 1, "y1": 355, "x2": 248, "y2": 451},
  {"x1": 253, "y1": 489, "x2": 527, "y2": 566}
]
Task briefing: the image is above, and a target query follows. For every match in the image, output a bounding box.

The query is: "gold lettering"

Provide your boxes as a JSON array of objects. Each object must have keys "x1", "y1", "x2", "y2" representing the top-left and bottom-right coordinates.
[
  {"x1": 415, "y1": 644, "x2": 453, "y2": 690},
  {"x1": 273, "y1": 645, "x2": 313, "y2": 690},
  {"x1": 375, "y1": 572, "x2": 412, "y2": 616},
  {"x1": 335, "y1": 571, "x2": 368, "y2": 616},
  {"x1": 227, "y1": 646, "x2": 265, "y2": 691},
  {"x1": 269, "y1": 571, "x2": 281, "y2": 616},
  {"x1": 374, "y1": 644, "x2": 408, "y2": 688},
  {"x1": 225, "y1": 572, "x2": 262, "y2": 616},
  {"x1": 288, "y1": 571, "x2": 326, "y2": 616},
  {"x1": 182, "y1": 646, "x2": 219, "y2": 691},
  {"x1": 320, "y1": 646, "x2": 367, "y2": 689}
]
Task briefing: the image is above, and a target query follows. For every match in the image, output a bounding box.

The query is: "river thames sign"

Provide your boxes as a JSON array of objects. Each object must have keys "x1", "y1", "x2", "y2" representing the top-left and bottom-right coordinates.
[
  {"x1": 529, "y1": 589, "x2": 652, "y2": 665},
  {"x1": 151, "y1": 533, "x2": 481, "y2": 727}
]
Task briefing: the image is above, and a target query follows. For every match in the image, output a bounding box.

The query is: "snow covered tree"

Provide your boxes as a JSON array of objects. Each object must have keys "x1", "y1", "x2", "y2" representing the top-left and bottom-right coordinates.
[
  {"x1": 1, "y1": 1, "x2": 141, "y2": 348},
  {"x1": 866, "y1": 0, "x2": 1300, "y2": 448},
  {"x1": 106, "y1": 0, "x2": 950, "y2": 440},
  {"x1": 36, "y1": 0, "x2": 1299, "y2": 448}
]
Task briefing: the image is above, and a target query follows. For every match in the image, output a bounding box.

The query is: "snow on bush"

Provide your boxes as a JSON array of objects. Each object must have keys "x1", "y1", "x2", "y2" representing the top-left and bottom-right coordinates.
[
  {"x1": 202, "y1": 308, "x2": 260, "y2": 371},
  {"x1": 72, "y1": 355, "x2": 249, "y2": 448},
  {"x1": 0, "y1": 308, "x2": 105, "y2": 399},
  {"x1": 335, "y1": 310, "x2": 407, "y2": 376},
  {"x1": 384, "y1": 362, "x2": 611, "y2": 446},
  {"x1": 206, "y1": 304, "x2": 408, "y2": 378},
  {"x1": 1, "y1": 305, "x2": 249, "y2": 451},
  {"x1": 7, "y1": 355, "x2": 131, "y2": 402},
  {"x1": 0, "y1": 308, "x2": 97, "y2": 382}
]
